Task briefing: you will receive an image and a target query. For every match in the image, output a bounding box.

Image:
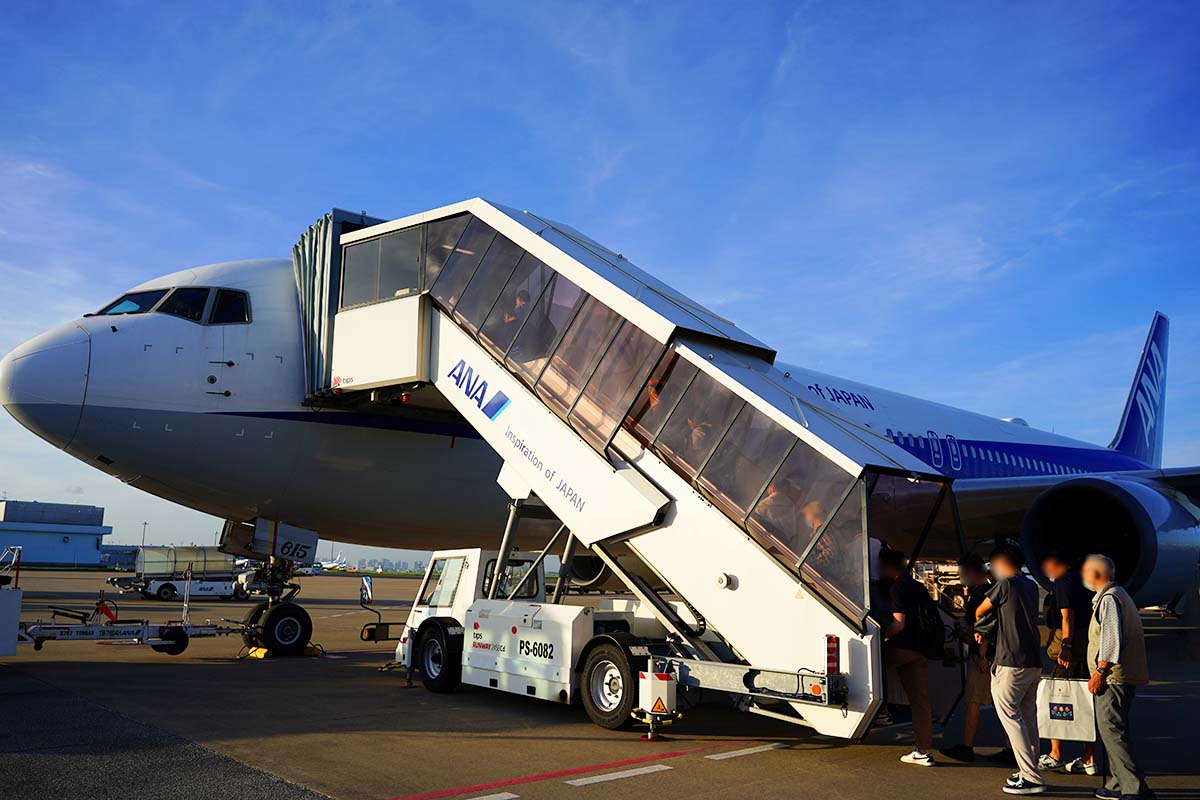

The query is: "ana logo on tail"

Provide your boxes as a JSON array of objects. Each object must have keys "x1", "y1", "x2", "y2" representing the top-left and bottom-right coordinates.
[
  {"x1": 1134, "y1": 340, "x2": 1165, "y2": 452},
  {"x1": 1110, "y1": 312, "x2": 1169, "y2": 467}
]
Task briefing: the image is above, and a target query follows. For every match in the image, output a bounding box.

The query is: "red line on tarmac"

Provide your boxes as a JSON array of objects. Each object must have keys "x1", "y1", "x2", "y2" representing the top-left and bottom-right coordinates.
[{"x1": 386, "y1": 743, "x2": 728, "y2": 800}]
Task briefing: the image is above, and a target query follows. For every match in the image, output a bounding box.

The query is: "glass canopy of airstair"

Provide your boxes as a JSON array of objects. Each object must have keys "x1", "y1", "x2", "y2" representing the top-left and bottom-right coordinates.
[{"x1": 295, "y1": 200, "x2": 957, "y2": 630}]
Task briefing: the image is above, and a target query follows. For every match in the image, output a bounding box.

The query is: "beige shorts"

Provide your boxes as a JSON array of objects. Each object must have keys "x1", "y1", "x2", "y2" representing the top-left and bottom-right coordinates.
[{"x1": 965, "y1": 656, "x2": 992, "y2": 705}]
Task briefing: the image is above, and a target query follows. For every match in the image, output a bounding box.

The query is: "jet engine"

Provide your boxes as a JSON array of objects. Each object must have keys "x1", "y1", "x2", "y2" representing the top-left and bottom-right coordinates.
[{"x1": 1022, "y1": 476, "x2": 1200, "y2": 608}]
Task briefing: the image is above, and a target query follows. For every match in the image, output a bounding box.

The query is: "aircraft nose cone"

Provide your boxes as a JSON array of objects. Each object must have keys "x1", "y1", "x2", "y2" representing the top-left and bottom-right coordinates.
[{"x1": 0, "y1": 322, "x2": 90, "y2": 449}]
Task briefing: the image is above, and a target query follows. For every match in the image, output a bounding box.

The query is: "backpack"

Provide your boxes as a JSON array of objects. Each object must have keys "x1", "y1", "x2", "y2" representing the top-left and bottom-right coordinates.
[{"x1": 911, "y1": 588, "x2": 950, "y2": 661}]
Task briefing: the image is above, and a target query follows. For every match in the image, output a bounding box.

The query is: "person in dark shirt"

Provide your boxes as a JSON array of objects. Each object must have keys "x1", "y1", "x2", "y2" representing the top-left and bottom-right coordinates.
[
  {"x1": 878, "y1": 547, "x2": 935, "y2": 767},
  {"x1": 1039, "y1": 551, "x2": 1096, "y2": 774},
  {"x1": 941, "y1": 553, "x2": 997, "y2": 763},
  {"x1": 975, "y1": 544, "x2": 1045, "y2": 795}
]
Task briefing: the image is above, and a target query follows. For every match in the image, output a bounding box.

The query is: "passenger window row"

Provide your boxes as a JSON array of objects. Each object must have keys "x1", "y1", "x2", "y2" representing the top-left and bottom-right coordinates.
[
  {"x1": 889, "y1": 429, "x2": 1086, "y2": 476},
  {"x1": 94, "y1": 287, "x2": 250, "y2": 325}
]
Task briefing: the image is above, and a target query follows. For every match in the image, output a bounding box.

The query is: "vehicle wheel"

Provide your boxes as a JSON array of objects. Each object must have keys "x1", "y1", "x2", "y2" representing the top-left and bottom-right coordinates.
[
  {"x1": 233, "y1": 585, "x2": 250, "y2": 602},
  {"x1": 258, "y1": 603, "x2": 313, "y2": 657},
  {"x1": 241, "y1": 600, "x2": 269, "y2": 647},
  {"x1": 581, "y1": 642, "x2": 636, "y2": 730},
  {"x1": 418, "y1": 620, "x2": 462, "y2": 693},
  {"x1": 156, "y1": 583, "x2": 177, "y2": 601},
  {"x1": 151, "y1": 626, "x2": 189, "y2": 656}
]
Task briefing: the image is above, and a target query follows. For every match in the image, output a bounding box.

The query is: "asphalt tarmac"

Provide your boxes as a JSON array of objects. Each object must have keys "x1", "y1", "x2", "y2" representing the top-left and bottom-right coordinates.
[{"x1": 2, "y1": 571, "x2": 1197, "y2": 800}]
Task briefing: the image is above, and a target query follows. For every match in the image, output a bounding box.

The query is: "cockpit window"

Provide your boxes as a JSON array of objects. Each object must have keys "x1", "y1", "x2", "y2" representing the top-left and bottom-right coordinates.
[
  {"x1": 158, "y1": 288, "x2": 211, "y2": 322},
  {"x1": 97, "y1": 289, "x2": 168, "y2": 315},
  {"x1": 210, "y1": 289, "x2": 250, "y2": 324}
]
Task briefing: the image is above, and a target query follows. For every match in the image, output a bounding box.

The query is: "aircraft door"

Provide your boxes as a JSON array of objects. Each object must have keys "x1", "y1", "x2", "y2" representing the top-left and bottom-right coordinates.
[{"x1": 209, "y1": 289, "x2": 252, "y2": 405}]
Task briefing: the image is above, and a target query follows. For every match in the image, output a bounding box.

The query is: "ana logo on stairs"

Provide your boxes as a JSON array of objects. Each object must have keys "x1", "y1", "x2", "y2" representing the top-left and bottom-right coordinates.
[{"x1": 447, "y1": 359, "x2": 510, "y2": 421}]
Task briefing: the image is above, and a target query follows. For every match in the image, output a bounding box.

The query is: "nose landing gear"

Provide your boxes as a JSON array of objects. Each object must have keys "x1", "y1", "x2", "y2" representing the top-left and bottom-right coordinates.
[{"x1": 236, "y1": 559, "x2": 315, "y2": 657}]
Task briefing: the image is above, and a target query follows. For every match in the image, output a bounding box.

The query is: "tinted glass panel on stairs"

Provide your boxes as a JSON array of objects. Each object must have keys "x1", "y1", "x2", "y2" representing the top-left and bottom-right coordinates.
[
  {"x1": 536, "y1": 296, "x2": 623, "y2": 418},
  {"x1": 378, "y1": 227, "x2": 423, "y2": 300},
  {"x1": 340, "y1": 238, "x2": 380, "y2": 308},
  {"x1": 569, "y1": 321, "x2": 663, "y2": 451},
  {"x1": 478, "y1": 255, "x2": 553, "y2": 360},
  {"x1": 453, "y1": 235, "x2": 525, "y2": 335},
  {"x1": 653, "y1": 370, "x2": 744, "y2": 478},
  {"x1": 698, "y1": 405, "x2": 794, "y2": 519},
  {"x1": 745, "y1": 439, "x2": 855, "y2": 564},
  {"x1": 506, "y1": 273, "x2": 584, "y2": 386},
  {"x1": 430, "y1": 217, "x2": 497, "y2": 312},
  {"x1": 625, "y1": 353, "x2": 699, "y2": 446},
  {"x1": 423, "y1": 214, "x2": 471, "y2": 288}
]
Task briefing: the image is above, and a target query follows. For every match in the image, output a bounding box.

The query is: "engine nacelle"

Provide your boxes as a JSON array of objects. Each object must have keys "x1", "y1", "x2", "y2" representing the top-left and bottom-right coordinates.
[{"x1": 1022, "y1": 476, "x2": 1200, "y2": 608}]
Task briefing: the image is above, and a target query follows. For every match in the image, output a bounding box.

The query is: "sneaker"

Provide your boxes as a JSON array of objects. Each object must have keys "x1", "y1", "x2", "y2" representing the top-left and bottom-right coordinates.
[
  {"x1": 1007, "y1": 773, "x2": 1022, "y2": 787},
  {"x1": 1038, "y1": 754, "x2": 1066, "y2": 771},
  {"x1": 1004, "y1": 777, "x2": 1047, "y2": 795},
  {"x1": 988, "y1": 748, "x2": 1018, "y2": 766},
  {"x1": 1065, "y1": 757, "x2": 1098, "y2": 775},
  {"x1": 938, "y1": 744, "x2": 976, "y2": 763},
  {"x1": 900, "y1": 750, "x2": 934, "y2": 767},
  {"x1": 873, "y1": 709, "x2": 894, "y2": 727},
  {"x1": 1093, "y1": 790, "x2": 1121, "y2": 800}
]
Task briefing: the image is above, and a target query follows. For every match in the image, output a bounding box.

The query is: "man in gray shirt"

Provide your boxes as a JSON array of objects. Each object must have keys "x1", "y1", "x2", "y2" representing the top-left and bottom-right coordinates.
[
  {"x1": 975, "y1": 544, "x2": 1045, "y2": 795},
  {"x1": 1083, "y1": 554, "x2": 1153, "y2": 800}
]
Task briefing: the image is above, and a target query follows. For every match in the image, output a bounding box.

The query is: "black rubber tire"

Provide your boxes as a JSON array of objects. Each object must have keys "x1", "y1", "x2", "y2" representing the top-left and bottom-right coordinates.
[
  {"x1": 156, "y1": 584, "x2": 177, "y2": 601},
  {"x1": 233, "y1": 585, "x2": 251, "y2": 602},
  {"x1": 580, "y1": 642, "x2": 636, "y2": 730},
  {"x1": 258, "y1": 603, "x2": 313, "y2": 657},
  {"x1": 418, "y1": 620, "x2": 462, "y2": 693},
  {"x1": 241, "y1": 600, "x2": 269, "y2": 647},
  {"x1": 151, "y1": 626, "x2": 189, "y2": 656}
]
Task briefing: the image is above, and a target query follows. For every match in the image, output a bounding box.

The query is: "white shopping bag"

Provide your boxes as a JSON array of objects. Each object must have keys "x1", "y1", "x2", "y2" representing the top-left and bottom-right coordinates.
[{"x1": 1036, "y1": 678, "x2": 1096, "y2": 742}]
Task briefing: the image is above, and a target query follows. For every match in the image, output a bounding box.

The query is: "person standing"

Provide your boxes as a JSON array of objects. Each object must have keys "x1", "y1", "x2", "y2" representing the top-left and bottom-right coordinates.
[
  {"x1": 940, "y1": 553, "x2": 995, "y2": 762},
  {"x1": 1083, "y1": 554, "x2": 1154, "y2": 800},
  {"x1": 974, "y1": 544, "x2": 1045, "y2": 795},
  {"x1": 1039, "y1": 550, "x2": 1097, "y2": 774},
  {"x1": 878, "y1": 548, "x2": 935, "y2": 767}
]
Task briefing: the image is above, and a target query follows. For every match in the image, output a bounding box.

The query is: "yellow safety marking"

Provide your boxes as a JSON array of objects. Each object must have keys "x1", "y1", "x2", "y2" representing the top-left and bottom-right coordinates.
[{"x1": 650, "y1": 697, "x2": 668, "y2": 714}]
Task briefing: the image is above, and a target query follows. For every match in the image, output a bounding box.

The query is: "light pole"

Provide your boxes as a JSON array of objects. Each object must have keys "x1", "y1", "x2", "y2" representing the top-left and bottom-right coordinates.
[{"x1": 141, "y1": 521, "x2": 149, "y2": 548}]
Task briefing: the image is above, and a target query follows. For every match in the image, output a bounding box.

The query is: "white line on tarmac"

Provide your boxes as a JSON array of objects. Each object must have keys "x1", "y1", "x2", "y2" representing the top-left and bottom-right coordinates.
[
  {"x1": 465, "y1": 793, "x2": 520, "y2": 800},
  {"x1": 705, "y1": 743, "x2": 787, "y2": 760},
  {"x1": 564, "y1": 764, "x2": 672, "y2": 786}
]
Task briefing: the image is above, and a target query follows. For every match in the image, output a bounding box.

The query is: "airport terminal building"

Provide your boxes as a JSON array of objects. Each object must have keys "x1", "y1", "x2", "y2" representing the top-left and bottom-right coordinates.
[{"x1": 0, "y1": 500, "x2": 112, "y2": 566}]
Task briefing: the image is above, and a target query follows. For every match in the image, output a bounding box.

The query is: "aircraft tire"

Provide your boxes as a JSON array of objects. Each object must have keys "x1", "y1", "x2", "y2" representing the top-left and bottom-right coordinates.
[{"x1": 258, "y1": 603, "x2": 312, "y2": 657}]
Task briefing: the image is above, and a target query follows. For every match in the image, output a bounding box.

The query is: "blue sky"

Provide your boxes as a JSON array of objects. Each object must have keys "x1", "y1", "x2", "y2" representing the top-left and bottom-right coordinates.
[{"x1": 1, "y1": 2, "x2": 1197, "y2": 557}]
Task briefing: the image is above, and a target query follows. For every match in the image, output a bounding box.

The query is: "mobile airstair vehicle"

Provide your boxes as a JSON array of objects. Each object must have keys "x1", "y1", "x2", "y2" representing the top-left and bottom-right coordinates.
[{"x1": 240, "y1": 200, "x2": 966, "y2": 737}]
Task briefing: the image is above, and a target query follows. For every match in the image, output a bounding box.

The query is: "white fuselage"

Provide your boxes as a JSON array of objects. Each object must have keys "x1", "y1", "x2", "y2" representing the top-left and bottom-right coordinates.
[{"x1": 0, "y1": 258, "x2": 1155, "y2": 550}]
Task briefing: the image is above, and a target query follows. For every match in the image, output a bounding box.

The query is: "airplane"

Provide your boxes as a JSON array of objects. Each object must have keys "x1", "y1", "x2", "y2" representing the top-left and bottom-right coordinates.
[
  {"x1": 320, "y1": 552, "x2": 349, "y2": 571},
  {"x1": 1, "y1": 201, "x2": 1196, "y2": 623}
]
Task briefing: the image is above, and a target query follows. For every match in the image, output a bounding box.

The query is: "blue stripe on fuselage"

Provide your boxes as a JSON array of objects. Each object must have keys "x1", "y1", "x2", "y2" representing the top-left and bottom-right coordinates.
[{"x1": 887, "y1": 431, "x2": 1151, "y2": 479}]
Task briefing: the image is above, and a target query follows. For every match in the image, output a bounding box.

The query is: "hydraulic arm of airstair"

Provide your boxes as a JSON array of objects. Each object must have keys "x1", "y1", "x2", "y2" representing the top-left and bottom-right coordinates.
[{"x1": 307, "y1": 198, "x2": 955, "y2": 739}]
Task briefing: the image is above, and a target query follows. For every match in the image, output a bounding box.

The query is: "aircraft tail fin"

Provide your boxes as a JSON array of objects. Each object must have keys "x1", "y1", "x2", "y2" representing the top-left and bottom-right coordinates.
[{"x1": 1109, "y1": 311, "x2": 1169, "y2": 467}]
